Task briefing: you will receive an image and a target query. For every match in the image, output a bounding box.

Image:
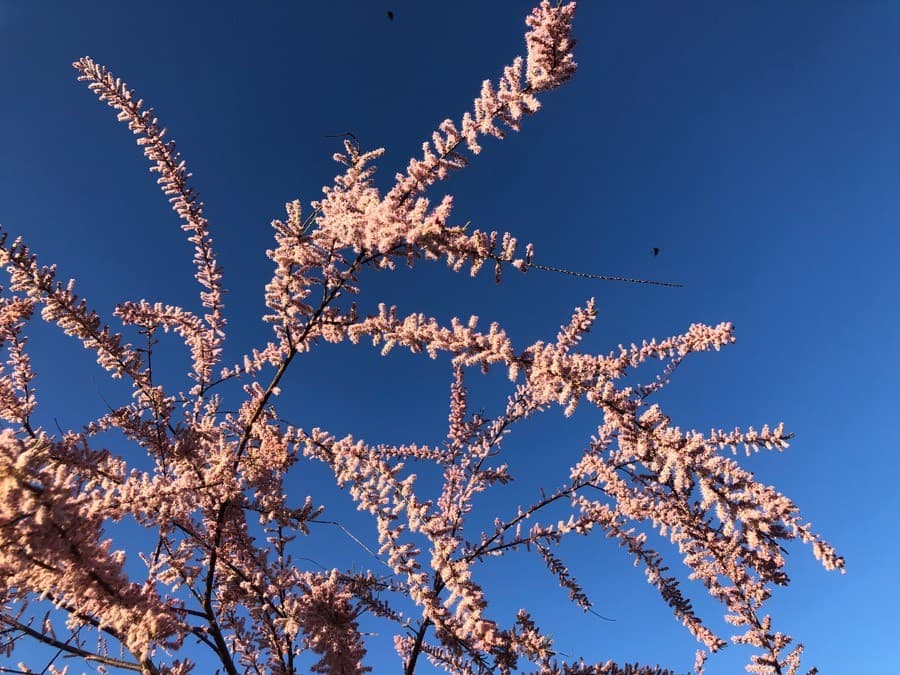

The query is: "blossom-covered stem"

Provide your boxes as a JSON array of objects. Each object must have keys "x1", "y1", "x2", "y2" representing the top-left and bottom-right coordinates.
[
  {"x1": 73, "y1": 57, "x2": 226, "y2": 395},
  {"x1": 1, "y1": 585, "x2": 151, "y2": 671},
  {"x1": 0, "y1": 615, "x2": 154, "y2": 673},
  {"x1": 14, "y1": 591, "x2": 172, "y2": 674},
  {"x1": 384, "y1": 1, "x2": 577, "y2": 209},
  {"x1": 0, "y1": 235, "x2": 146, "y2": 383},
  {"x1": 198, "y1": 247, "x2": 375, "y2": 671},
  {"x1": 244, "y1": 244, "x2": 379, "y2": 459}
]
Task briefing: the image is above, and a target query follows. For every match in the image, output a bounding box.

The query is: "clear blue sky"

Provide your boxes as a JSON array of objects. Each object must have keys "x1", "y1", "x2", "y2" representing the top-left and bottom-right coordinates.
[{"x1": 2, "y1": 1, "x2": 898, "y2": 672}]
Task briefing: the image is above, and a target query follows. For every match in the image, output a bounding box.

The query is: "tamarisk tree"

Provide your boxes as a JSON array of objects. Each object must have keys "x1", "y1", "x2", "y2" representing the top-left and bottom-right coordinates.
[{"x1": 0, "y1": 2, "x2": 843, "y2": 673}]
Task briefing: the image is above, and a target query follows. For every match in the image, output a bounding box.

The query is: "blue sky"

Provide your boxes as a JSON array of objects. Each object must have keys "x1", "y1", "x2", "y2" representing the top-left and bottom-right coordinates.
[{"x1": 2, "y1": 1, "x2": 898, "y2": 672}]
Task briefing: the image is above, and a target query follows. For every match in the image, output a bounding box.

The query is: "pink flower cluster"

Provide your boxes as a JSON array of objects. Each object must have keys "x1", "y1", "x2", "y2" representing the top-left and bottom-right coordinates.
[{"x1": 0, "y1": 2, "x2": 842, "y2": 674}]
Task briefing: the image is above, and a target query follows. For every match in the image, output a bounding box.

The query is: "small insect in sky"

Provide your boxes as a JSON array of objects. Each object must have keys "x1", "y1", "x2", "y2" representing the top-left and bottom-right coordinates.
[
  {"x1": 652, "y1": 247, "x2": 660, "y2": 256},
  {"x1": 386, "y1": 10, "x2": 394, "y2": 20}
]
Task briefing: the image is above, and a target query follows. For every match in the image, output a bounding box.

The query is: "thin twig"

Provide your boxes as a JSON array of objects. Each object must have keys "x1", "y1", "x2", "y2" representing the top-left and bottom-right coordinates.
[{"x1": 528, "y1": 262, "x2": 683, "y2": 287}]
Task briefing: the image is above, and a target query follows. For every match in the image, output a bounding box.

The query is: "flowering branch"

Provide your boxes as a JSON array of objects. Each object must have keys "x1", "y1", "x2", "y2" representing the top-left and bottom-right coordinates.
[
  {"x1": 0, "y1": 2, "x2": 843, "y2": 674},
  {"x1": 73, "y1": 56, "x2": 226, "y2": 396}
]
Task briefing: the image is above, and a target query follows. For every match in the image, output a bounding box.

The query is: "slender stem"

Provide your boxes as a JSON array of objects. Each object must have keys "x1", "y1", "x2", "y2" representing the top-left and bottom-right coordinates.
[
  {"x1": 404, "y1": 618, "x2": 433, "y2": 675},
  {"x1": 0, "y1": 616, "x2": 151, "y2": 673}
]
